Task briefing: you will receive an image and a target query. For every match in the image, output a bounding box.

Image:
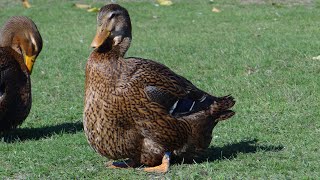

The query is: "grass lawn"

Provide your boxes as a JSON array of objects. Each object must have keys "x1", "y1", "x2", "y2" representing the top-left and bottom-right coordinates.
[{"x1": 1, "y1": 0, "x2": 320, "y2": 179}]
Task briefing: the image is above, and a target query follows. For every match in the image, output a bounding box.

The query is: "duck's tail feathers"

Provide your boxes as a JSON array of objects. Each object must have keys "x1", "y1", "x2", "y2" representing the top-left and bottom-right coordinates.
[
  {"x1": 214, "y1": 110, "x2": 235, "y2": 122},
  {"x1": 209, "y1": 95, "x2": 235, "y2": 115}
]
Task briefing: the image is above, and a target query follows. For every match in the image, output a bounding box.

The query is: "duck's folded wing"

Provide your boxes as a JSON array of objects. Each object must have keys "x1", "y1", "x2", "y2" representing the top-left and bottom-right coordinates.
[
  {"x1": 145, "y1": 85, "x2": 214, "y2": 117},
  {"x1": 128, "y1": 58, "x2": 215, "y2": 117}
]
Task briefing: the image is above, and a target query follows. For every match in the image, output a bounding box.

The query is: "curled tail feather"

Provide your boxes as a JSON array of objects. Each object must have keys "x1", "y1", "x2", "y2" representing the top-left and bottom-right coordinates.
[{"x1": 209, "y1": 95, "x2": 235, "y2": 113}]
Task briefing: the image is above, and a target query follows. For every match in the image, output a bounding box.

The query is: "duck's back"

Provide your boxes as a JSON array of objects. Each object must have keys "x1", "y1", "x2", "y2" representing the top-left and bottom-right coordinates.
[{"x1": 0, "y1": 47, "x2": 31, "y2": 132}]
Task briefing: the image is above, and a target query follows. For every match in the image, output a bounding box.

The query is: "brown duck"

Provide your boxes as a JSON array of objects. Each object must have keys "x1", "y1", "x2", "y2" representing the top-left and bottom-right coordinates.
[
  {"x1": 0, "y1": 16, "x2": 42, "y2": 133},
  {"x1": 84, "y1": 4, "x2": 235, "y2": 173}
]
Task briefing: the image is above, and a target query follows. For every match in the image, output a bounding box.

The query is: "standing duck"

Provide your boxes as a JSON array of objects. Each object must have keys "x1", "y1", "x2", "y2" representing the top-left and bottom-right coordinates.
[
  {"x1": 84, "y1": 4, "x2": 235, "y2": 173},
  {"x1": 0, "y1": 16, "x2": 42, "y2": 133}
]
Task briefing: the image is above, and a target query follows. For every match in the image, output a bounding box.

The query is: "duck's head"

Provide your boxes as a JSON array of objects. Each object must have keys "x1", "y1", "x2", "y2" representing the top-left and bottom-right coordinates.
[
  {"x1": 91, "y1": 4, "x2": 132, "y2": 53},
  {"x1": 0, "y1": 16, "x2": 42, "y2": 74}
]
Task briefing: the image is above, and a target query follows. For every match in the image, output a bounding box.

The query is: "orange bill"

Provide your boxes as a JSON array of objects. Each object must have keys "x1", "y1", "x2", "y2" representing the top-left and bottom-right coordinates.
[
  {"x1": 91, "y1": 28, "x2": 110, "y2": 48},
  {"x1": 25, "y1": 55, "x2": 36, "y2": 74}
]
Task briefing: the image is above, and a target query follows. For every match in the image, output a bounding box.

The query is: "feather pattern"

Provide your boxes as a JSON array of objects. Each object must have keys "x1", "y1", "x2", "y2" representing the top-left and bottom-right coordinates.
[{"x1": 83, "y1": 4, "x2": 235, "y2": 170}]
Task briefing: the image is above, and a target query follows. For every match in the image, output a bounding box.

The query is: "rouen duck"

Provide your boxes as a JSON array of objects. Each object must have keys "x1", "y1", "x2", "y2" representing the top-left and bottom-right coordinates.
[
  {"x1": 84, "y1": 4, "x2": 235, "y2": 173},
  {"x1": 0, "y1": 16, "x2": 42, "y2": 133}
]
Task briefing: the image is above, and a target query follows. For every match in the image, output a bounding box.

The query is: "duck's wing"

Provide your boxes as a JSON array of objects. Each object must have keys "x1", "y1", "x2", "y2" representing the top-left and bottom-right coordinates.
[
  {"x1": 0, "y1": 47, "x2": 31, "y2": 131},
  {"x1": 126, "y1": 57, "x2": 235, "y2": 151},
  {"x1": 127, "y1": 57, "x2": 217, "y2": 117}
]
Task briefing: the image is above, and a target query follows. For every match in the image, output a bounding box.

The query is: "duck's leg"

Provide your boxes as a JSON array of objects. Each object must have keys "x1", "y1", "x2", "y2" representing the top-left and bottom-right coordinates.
[
  {"x1": 106, "y1": 159, "x2": 135, "y2": 168},
  {"x1": 143, "y1": 152, "x2": 170, "y2": 173}
]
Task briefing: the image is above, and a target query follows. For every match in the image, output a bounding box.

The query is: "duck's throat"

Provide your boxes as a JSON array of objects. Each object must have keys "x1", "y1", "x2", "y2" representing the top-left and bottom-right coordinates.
[
  {"x1": 97, "y1": 37, "x2": 131, "y2": 57},
  {"x1": 97, "y1": 38, "x2": 113, "y2": 53}
]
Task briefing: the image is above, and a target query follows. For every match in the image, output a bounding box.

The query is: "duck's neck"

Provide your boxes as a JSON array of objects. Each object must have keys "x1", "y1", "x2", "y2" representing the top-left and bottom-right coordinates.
[
  {"x1": 116, "y1": 37, "x2": 131, "y2": 57},
  {"x1": 0, "y1": 27, "x2": 22, "y2": 57},
  {"x1": 0, "y1": 27, "x2": 13, "y2": 47},
  {"x1": 97, "y1": 36, "x2": 131, "y2": 58},
  {"x1": 90, "y1": 37, "x2": 132, "y2": 86}
]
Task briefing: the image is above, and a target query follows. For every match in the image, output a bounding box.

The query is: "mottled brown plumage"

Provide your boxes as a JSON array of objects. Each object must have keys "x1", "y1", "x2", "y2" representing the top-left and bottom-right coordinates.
[
  {"x1": 0, "y1": 16, "x2": 42, "y2": 133},
  {"x1": 84, "y1": 4, "x2": 235, "y2": 173}
]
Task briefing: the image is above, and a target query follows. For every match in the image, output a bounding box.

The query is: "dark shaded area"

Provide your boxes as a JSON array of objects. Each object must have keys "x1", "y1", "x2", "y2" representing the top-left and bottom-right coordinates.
[
  {"x1": 172, "y1": 139, "x2": 284, "y2": 164},
  {"x1": 0, "y1": 121, "x2": 83, "y2": 143}
]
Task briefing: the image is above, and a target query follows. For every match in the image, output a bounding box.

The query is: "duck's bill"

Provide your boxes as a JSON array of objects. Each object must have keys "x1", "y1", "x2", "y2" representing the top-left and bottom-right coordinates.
[
  {"x1": 91, "y1": 29, "x2": 110, "y2": 48},
  {"x1": 25, "y1": 55, "x2": 36, "y2": 74}
]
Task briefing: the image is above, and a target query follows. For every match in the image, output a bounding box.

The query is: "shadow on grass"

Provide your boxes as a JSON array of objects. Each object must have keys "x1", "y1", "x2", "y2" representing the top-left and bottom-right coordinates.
[
  {"x1": 173, "y1": 138, "x2": 284, "y2": 164},
  {"x1": 1, "y1": 121, "x2": 83, "y2": 143}
]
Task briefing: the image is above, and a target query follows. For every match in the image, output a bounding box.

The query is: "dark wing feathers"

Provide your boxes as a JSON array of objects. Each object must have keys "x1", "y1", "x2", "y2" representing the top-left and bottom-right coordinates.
[
  {"x1": 171, "y1": 95, "x2": 215, "y2": 117},
  {"x1": 144, "y1": 86, "x2": 177, "y2": 111},
  {"x1": 127, "y1": 57, "x2": 216, "y2": 117}
]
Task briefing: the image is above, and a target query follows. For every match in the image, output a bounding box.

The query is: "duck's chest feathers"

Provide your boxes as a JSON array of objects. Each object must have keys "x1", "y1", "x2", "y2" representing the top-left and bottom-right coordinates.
[
  {"x1": 83, "y1": 55, "x2": 142, "y2": 158},
  {"x1": 84, "y1": 57, "x2": 129, "y2": 126},
  {"x1": 83, "y1": 85, "x2": 137, "y2": 158}
]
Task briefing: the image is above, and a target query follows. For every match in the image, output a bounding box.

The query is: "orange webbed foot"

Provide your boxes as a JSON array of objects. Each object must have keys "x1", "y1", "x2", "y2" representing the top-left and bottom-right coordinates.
[{"x1": 143, "y1": 152, "x2": 170, "y2": 173}]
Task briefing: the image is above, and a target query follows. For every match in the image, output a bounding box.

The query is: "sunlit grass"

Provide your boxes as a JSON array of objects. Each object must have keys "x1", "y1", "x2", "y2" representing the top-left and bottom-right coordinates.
[{"x1": 0, "y1": 0, "x2": 319, "y2": 178}]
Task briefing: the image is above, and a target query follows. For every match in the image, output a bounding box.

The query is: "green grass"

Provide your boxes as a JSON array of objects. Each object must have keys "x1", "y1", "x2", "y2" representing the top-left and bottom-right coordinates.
[{"x1": 1, "y1": 0, "x2": 320, "y2": 179}]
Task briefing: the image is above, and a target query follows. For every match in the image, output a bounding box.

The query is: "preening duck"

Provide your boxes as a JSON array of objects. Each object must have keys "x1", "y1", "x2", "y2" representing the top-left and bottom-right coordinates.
[{"x1": 0, "y1": 16, "x2": 42, "y2": 133}]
